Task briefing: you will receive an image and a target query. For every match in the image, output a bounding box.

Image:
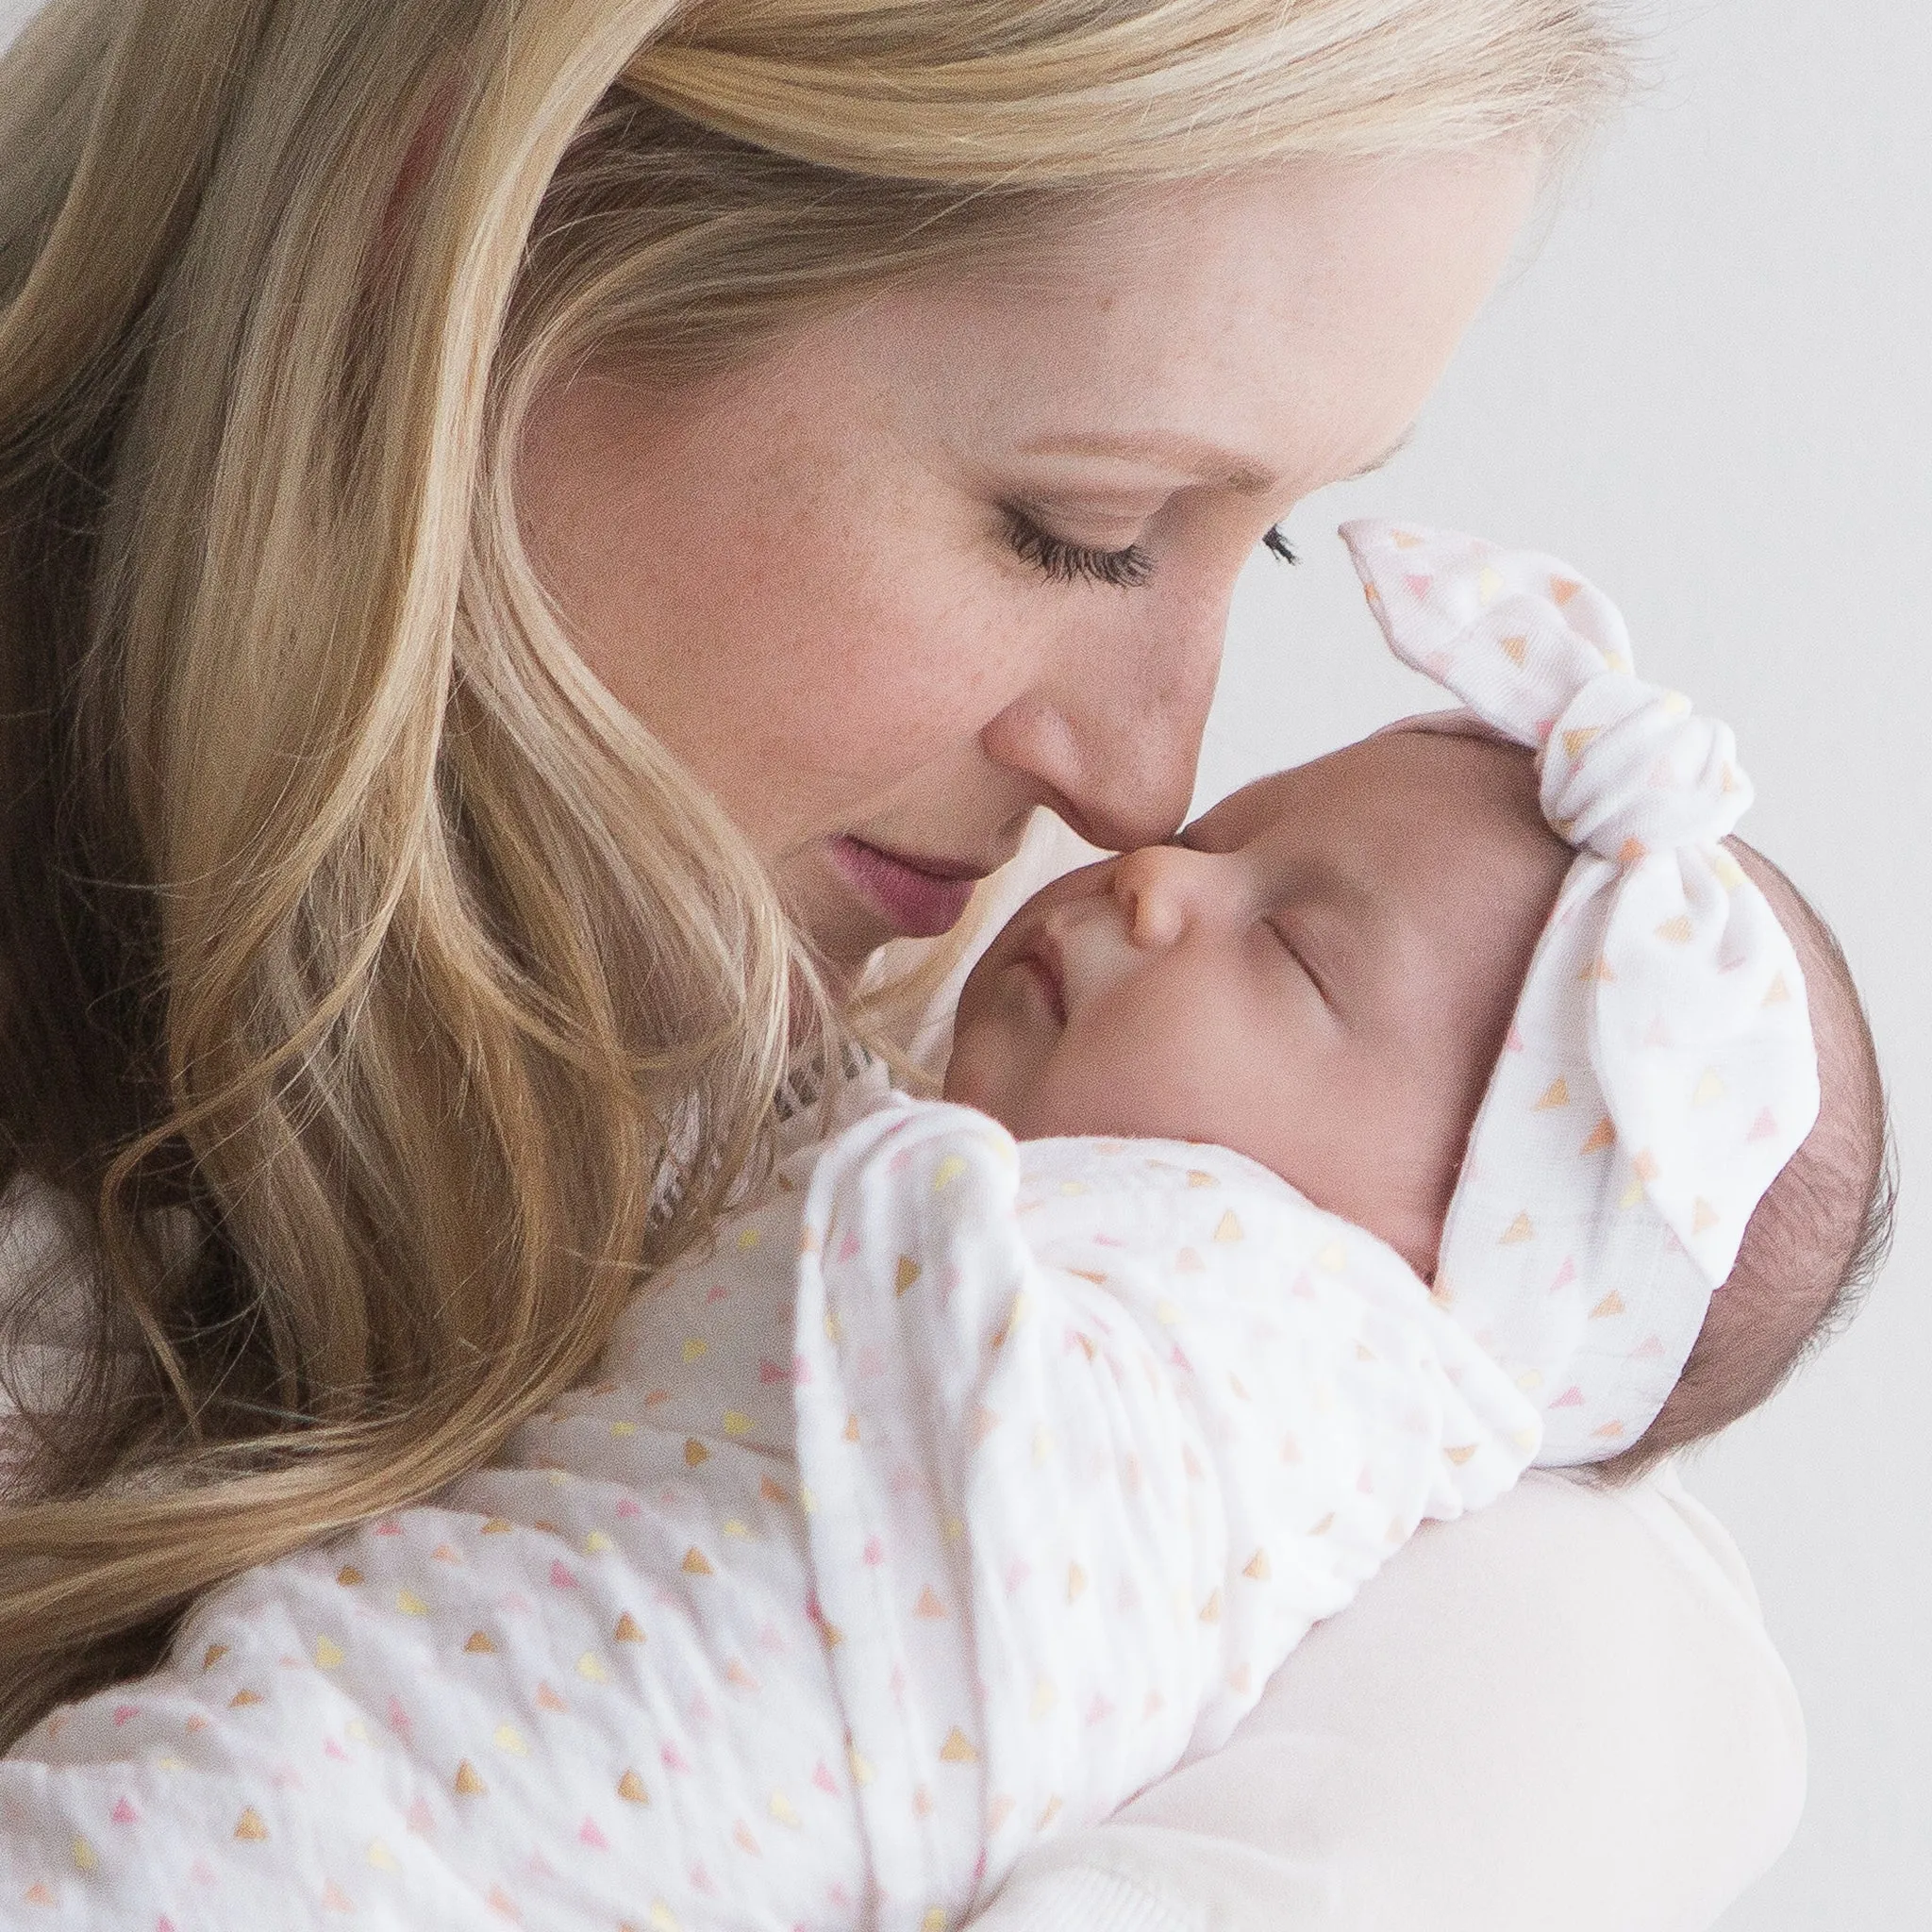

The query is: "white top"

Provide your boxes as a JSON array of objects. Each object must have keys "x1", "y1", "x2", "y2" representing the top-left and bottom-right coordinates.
[{"x1": 0, "y1": 808, "x2": 1807, "y2": 1925}]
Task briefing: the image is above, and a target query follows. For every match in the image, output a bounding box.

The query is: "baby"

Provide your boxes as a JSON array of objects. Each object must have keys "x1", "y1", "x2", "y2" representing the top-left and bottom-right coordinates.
[{"x1": 0, "y1": 528, "x2": 1889, "y2": 1932}]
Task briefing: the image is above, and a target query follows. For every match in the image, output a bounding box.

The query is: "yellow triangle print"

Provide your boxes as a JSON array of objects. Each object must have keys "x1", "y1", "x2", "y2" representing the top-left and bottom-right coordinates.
[
  {"x1": 895, "y1": 1256, "x2": 921, "y2": 1295},
  {"x1": 1591, "y1": 1291, "x2": 1625, "y2": 1319},
  {"x1": 1656, "y1": 914, "x2": 1694, "y2": 943},
  {"x1": 1032, "y1": 1678, "x2": 1058, "y2": 1718},
  {"x1": 1444, "y1": 1444, "x2": 1479, "y2": 1466},
  {"x1": 395, "y1": 1590, "x2": 427, "y2": 1617},
  {"x1": 1691, "y1": 1198, "x2": 1721, "y2": 1233},
  {"x1": 618, "y1": 1769, "x2": 650, "y2": 1804},
  {"x1": 1560, "y1": 725, "x2": 1600, "y2": 760},
  {"x1": 1692, "y1": 1068, "x2": 1725, "y2": 1106},
  {"x1": 314, "y1": 1636, "x2": 343, "y2": 1670},
  {"x1": 1199, "y1": 1589, "x2": 1223, "y2": 1624},
  {"x1": 1478, "y1": 564, "x2": 1504, "y2": 604},
  {"x1": 769, "y1": 1790, "x2": 802, "y2": 1827},
  {"x1": 1066, "y1": 1560, "x2": 1088, "y2": 1602},
  {"x1": 1764, "y1": 972, "x2": 1791, "y2": 1006},
  {"x1": 453, "y1": 1760, "x2": 487, "y2": 1796},
  {"x1": 939, "y1": 1727, "x2": 979, "y2": 1765},
  {"x1": 650, "y1": 1901, "x2": 680, "y2": 1932},
  {"x1": 1242, "y1": 1549, "x2": 1271, "y2": 1581},
  {"x1": 1500, "y1": 1211, "x2": 1534, "y2": 1245},
  {"x1": 932, "y1": 1154, "x2": 967, "y2": 1192},
  {"x1": 1212, "y1": 1209, "x2": 1243, "y2": 1242}
]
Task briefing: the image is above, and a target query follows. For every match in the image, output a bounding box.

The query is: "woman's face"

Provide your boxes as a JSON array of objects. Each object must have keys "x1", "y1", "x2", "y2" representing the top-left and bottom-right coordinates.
[{"x1": 516, "y1": 150, "x2": 1539, "y2": 989}]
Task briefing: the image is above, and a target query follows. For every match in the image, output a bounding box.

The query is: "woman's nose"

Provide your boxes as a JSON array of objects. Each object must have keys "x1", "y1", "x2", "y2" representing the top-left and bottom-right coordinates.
[
  {"x1": 980, "y1": 595, "x2": 1228, "y2": 853},
  {"x1": 1110, "y1": 841, "x2": 1217, "y2": 950}
]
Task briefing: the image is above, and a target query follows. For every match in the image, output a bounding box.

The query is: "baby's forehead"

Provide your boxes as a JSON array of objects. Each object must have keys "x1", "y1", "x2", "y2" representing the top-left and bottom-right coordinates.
[{"x1": 1186, "y1": 730, "x2": 1543, "y2": 855}]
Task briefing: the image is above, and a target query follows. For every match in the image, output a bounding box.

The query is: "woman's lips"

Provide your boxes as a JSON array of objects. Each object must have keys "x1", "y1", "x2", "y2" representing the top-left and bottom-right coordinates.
[{"x1": 828, "y1": 836, "x2": 983, "y2": 940}]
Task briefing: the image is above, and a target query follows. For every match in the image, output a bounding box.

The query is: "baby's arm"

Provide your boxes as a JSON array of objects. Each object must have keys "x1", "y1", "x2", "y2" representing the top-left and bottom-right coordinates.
[{"x1": 791, "y1": 1097, "x2": 1541, "y2": 1921}]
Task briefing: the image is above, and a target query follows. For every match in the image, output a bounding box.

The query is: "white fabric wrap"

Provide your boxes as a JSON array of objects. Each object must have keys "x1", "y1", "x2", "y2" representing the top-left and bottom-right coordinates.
[
  {"x1": 1340, "y1": 520, "x2": 1821, "y2": 1465},
  {"x1": 0, "y1": 1091, "x2": 1535, "y2": 1930}
]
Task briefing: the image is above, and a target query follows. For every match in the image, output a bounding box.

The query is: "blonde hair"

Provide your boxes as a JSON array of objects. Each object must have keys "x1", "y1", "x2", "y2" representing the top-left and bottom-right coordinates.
[{"x1": 0, "y1": 0, "x2": 1628, "y2": 1743}]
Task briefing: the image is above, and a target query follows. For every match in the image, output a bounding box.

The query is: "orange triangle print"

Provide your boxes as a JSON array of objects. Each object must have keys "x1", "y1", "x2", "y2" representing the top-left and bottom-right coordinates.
[
  {"x1": 1560, "y1": 726, "x2": 1600, "y2": 761},
  {"x1": 914, "y1": 1586, "x2": 947, "y2": 1620},
  {"x1": 1590, "y1": 1291, "x2": 1625, "y2": 1319},
  {"x1": 1691, "y1": 1198, "x2": 1721, "y2": 1233},
  {"x1": 454, "y1": 1760, "x2": 487, "y2": 1796},
  {"x1": 1499, "y1": 634, "x2": 1528, "y2": 666},
  {"x1": 895, "y1": 1256, "x2": 921, "y2": 1295},
  {"x1": 1655, "y1": 915, "x2": 1694, "y2": 943},
  {"x1": 1579, "y1": 1117, "x2": 1615, "y2": 1155},
  {"x1": 1499, "y1": 1211, "x2": 1534, "y2": 1245},
  {"x1": 1551, "y1": 575, "x2": 1583, "y2": 606},
  {"x1": 1533, "y1": 1076, "x2": 1571, "y2": 1111},
  {"x1": 1764, "y1": 972, "x2": 1791, "y2": 1006}
]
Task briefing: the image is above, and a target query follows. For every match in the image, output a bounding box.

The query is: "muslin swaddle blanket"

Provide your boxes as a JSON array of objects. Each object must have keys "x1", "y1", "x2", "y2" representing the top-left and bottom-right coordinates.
[{"x1": 0, "y1": 1084, "x2": 1535, "y2": 1930}]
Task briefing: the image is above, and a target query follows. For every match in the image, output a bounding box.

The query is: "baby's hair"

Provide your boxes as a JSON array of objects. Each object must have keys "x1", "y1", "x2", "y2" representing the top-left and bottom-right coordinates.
[{"x1": 1592, "y1": 842, "x2": 1896, "y2": 1484}]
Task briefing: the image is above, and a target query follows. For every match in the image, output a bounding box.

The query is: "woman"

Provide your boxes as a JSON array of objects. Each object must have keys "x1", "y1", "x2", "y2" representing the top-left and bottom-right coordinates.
[{"x1": 0, "y1": 0, "x2": 1801, "y2": 1924}]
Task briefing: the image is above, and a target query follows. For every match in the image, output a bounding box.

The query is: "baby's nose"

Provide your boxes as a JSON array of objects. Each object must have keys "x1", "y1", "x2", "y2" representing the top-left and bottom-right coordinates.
[{"x1": 1111, "y1": 843, "x2": 1217, "y2": 950}]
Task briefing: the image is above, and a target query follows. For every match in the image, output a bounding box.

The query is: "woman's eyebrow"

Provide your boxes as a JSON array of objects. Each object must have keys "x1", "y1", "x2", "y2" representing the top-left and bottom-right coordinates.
[{"x1": 1013, "y1": 428, "x2": 1278, "y2": 495}]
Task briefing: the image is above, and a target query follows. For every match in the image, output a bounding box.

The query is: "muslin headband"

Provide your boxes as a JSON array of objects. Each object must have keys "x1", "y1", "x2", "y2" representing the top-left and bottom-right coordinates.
[{"x1": 1341, "y1": 521, "x2": 1822, "y2": 1464}]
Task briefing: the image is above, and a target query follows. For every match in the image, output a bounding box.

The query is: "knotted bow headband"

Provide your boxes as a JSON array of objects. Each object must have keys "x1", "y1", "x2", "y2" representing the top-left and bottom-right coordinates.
[{"x1": 1341, "y1": 521, "x2": 1821, "y2": 1464}]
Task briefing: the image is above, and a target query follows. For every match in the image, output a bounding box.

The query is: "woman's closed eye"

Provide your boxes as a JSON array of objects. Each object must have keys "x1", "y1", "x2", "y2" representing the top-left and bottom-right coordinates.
[
  {"x1": 1001, "y1": 508, "x2": 1301, "y2": 590},
  {"x1": 1001, "y1": 505, "x2": 1152, "y2": 589}
]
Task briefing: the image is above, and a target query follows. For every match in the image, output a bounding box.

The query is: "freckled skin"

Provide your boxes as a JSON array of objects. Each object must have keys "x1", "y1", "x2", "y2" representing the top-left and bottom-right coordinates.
[
  {"x1": 944, "y1": 735, "x2": 1574, "y2": 1276},
  {"x1": 514, "y1": 153, "x2": 1540, "y2": 993}
]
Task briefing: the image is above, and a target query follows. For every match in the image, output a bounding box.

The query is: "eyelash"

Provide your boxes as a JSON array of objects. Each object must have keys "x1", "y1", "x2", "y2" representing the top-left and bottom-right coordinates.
[
  {"x1": 1002, "y1": 507, "x2": 1152, "y2": 589},
  {"x1": 1001, "y1": 510, "x2": 1300, "y2": 588}
]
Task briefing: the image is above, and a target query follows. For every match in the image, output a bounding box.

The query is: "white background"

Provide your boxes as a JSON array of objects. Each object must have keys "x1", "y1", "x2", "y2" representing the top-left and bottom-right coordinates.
[
  {"x1": 1198, "y1": 6, "x2": 1930, "y2": 1924},
  {"x1": 4, "y1": 0, "x2": 1924, "y2": 1924}
]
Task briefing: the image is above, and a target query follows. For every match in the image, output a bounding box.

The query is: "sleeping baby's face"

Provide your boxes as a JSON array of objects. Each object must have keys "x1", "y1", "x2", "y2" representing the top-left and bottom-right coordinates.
[{"x1": 945, "y1": 731, "x2": 1574, "y2": 1275}]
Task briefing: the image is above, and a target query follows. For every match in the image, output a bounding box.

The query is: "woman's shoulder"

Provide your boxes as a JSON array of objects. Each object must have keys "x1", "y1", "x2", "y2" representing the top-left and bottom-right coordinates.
[{"x1": 978, "y1": 1461, "x2": 1805, "y2": 1932}]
